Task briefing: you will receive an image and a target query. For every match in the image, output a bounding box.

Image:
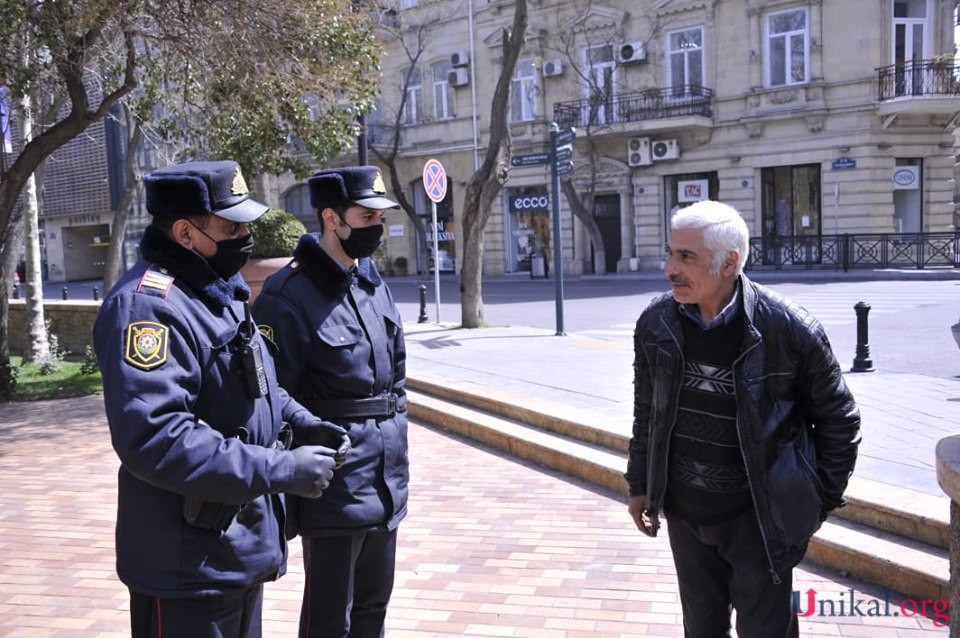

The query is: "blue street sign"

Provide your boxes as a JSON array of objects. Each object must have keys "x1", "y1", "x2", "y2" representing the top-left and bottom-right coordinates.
[
  {"x1": 423, "y1": 158, "x2": 448, "y2": 203},
  {"x1": 832, "y1": 157, "x2": 856, "y2": 170},
  {"x1": 554, "y1": 146, "x2": 572, "y2": 162},
  {"x1": 511, "y1": 152, "x2": 552, "y2": 168},
  {"x1": 556, "y1": 159, "x2": 574, "y2": 176},
  {"x1": 555, "y1": 127, "x2": 576, "y2": 147}
]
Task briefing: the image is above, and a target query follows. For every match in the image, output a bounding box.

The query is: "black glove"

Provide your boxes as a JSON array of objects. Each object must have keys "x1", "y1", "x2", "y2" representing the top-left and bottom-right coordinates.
[
  {"x1": 287, "y1": 446, "x2": 337, "y2": 498},
  {"x1": 297, "y1": 421, "x2": 351, "y2": 469}
]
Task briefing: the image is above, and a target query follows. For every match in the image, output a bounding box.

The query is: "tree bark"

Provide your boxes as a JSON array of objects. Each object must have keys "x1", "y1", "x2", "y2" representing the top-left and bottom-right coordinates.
[
  {"x1": 561, "y1": 178, "x2": 606, "y2": 274},
  {"x1": 103, "y1": 108, "x2": 143, "y2": 295},
  {"x1": 18, "y1": 91, "x2": 49, "y2": 364},
  {"x1": 459, "y1": 0, "x2": 528, "y2": 328}
]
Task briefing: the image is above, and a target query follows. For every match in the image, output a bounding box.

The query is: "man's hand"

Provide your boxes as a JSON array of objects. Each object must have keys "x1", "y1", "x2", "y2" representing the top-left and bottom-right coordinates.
[
  {"x1": 287, "y1": 446, "x2": 337, "y2": 498},
  {"x1": 628, "y1": 494, "x2": 659, "y2": 537}
]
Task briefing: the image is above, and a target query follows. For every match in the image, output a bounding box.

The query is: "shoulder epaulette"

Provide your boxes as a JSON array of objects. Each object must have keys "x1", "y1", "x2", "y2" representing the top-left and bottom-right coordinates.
[
  {"x1": 136, "y1": 264, "x2": 176, "y2": 299},
  {"x1": 264, "y1": 260, "x2": 302, "y2": 296}
]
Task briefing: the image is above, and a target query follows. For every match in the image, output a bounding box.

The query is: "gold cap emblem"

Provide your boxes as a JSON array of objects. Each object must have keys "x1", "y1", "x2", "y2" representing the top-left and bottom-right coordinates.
[
  {"x1": 231, "y1": 167, "x2": 249, "y2": 196},
  {"x1": 372, "y1": 172, "x2": 386, "y2": 194}
]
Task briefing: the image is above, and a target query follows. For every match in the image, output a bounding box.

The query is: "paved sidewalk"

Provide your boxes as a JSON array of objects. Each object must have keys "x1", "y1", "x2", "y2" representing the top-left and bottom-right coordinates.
[
  {"x1": 403, "y1": 322, "x2": 960, "y2": 499},
  {"x1": 0, "y1": 388, "x2": 952, "y2": 636}
]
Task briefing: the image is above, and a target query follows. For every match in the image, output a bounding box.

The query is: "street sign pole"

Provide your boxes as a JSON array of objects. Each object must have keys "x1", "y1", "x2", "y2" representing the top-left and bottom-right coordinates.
[
  {"x1": 549, "y1": 123, "x2": 566, "y2": 336},
  {"x1": 431, "y1": 200, "x2": 441, "y2": 323},
  {"x1": 423, "y1": 159, "x2": 448, "y2": 324}
]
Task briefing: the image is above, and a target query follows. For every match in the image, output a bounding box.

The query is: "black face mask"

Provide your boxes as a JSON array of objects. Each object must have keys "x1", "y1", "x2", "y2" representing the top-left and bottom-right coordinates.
[
  {"x1": 191, "y1": 222, "x2": 255, "y2": 278},
  {"x1": 337, "y1": 221, "x2": 383, "y2": 259}
]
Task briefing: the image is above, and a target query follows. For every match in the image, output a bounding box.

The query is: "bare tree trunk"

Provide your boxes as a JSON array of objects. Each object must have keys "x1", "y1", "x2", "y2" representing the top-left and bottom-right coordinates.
[
  {"x1": 459, "y1": 0, "x2": 528, "y2": 328},
  {"x1": 18, "y1": 92, "x2": 49, "y2": 364},
  {"x1": 103, "y1": 109, "x2": 143, "y2": 294},
  {"x1": 561, "y1": 179, "x2": 606, "y2": 274}
]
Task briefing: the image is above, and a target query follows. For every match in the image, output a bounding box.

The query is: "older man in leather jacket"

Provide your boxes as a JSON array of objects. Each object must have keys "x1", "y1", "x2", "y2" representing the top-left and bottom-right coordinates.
[{"x1": 625, "y1": 200, "x2": 860, "y2": 638}]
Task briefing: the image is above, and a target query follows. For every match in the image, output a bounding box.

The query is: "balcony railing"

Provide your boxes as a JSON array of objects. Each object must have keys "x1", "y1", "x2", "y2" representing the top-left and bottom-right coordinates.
[
  {"x1": 877, "y1": 60, "x2": 960, "y2": 100},
  {"x1": 552, "y1": 85, "x2": 714, "y2": 130},
  {"x1": 746, "y1": 232, "x2": 960, "y2": 271}
]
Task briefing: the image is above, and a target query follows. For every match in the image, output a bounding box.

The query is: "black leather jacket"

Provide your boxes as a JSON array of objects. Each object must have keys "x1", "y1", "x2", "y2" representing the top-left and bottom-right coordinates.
[{"x1": 625, "y1": 275, "x2": 861, "y2": 578}]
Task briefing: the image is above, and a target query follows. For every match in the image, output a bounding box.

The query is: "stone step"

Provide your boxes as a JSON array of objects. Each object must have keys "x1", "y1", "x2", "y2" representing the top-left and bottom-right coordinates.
[
  {"x1": 407, "y1": 375, "x2": 950, "y2": 548},
  {"x1": 807, "y1": 516, "x2": 948, "y2": 603},
  {"x1": 838, "y1": 476, "x2": 948, "y2": 550},
  {"x1": 407, "y1": 384, "x2": 950, "y2": 604}
]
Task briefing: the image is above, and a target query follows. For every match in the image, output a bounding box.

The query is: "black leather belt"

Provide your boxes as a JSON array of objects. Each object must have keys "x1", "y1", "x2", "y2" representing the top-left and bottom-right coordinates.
[{"x1": 306, "y1": 393, "x2": 399, "y2": 419}]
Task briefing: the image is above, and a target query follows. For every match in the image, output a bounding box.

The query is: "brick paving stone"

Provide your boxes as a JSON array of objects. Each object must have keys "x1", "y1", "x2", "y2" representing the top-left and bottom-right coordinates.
[{"x1": 0, "y1": 395, "x2": 950, "y2": 636}]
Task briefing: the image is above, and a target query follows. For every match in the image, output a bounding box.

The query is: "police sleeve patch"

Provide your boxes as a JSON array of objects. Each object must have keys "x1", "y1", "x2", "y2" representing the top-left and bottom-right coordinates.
[
  {"x1": 258, "y1": 324, "x2": 275, "y2": 343},
  {"x1": 124, "y1": 321, "x2": 169, "y2": 370}
]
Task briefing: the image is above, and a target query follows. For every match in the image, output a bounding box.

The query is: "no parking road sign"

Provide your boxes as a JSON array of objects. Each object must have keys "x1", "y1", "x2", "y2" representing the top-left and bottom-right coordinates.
[{"x1": 423, "y1": 159, "x2": 447, "y2": 203}]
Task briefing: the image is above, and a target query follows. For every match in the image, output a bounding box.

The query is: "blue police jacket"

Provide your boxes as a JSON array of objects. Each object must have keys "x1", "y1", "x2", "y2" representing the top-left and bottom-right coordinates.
[
  {"x1": 252, "y1": 233, "x2": 409, "y2": 537},
  {"x1": 94, "y1": 226, "x2": 319, "y2": 598}
]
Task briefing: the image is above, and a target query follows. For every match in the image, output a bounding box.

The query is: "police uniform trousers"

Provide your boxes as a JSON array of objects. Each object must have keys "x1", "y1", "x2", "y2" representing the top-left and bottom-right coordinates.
[
  {"x1": 299, "y1": 528, "x2": 398, "y2": 638},
  {"x1": 665, "y1": 507, "x2": 798, "y2": 638},
  {"x1": 129, "y1": 585, "x2": 263, "y2": 638}
]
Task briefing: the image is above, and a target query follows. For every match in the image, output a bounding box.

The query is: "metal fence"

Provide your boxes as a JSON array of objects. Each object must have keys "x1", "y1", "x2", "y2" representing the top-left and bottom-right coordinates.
[
  {"x1": 876, "y1": 60, "x2": 960, "y2": 101},
  {"x1": 746, "y1": 232, "x2": 960, "y2": 271},
  {"x1": 552, "y1": 85, "x2": 714, "y2": 130}
]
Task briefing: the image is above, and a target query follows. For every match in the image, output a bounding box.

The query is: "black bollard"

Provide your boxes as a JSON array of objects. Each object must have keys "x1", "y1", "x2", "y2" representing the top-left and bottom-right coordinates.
[
  {"x1": 417, "y1": 284, "x2": 428, "y2": 324},
  {"x1": 11, "y1": 284, "x2": 19, "y2": 300},
  {"x1": 93, "y1": 286, "x2": 100, "y2": 301},
  {"x1": 62, "y1": 286, "x2": 68, "y2": 300},
  {"x1": 851, "y1": 301, "x2": 874, "y2": 372}
]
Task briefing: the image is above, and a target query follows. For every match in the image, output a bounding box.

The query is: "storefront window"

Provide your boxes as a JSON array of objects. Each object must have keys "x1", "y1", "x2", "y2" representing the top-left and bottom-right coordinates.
[
  {"x1": 663, "y1": 172, "x2": 718, "y2": 241},
  {"x1": 760, "y1": 164, "x2": 822, "y2": 265},
  {"x1": 506, "y1": 187, "x2": 551, "y2": 272},
  {"x1": 413, "y1": 178, "x2": 456, "y2": 273}
]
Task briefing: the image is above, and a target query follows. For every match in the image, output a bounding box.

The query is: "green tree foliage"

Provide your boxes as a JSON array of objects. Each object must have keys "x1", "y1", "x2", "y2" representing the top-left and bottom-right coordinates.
[{"x1": 0, "y1": 0, "x2": 382, "y2": 398}]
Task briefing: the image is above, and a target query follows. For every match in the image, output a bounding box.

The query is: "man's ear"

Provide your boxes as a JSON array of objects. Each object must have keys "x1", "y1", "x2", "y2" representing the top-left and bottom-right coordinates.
[
  {"x1": 170, "y1": 219, "x2": 196, "y2": 250},
  {"x1": 320, "y1": 207, "x2": 341, "y2": 231},
  {"x1": 724, "y1": 250, "x2": 741, "y2": 275}
]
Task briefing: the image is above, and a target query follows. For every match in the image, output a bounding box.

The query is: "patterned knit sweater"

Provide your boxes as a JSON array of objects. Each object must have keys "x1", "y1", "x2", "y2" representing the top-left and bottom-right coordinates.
[{"x1": 663, "y1": 313, "x2": 753, "y2": 524}]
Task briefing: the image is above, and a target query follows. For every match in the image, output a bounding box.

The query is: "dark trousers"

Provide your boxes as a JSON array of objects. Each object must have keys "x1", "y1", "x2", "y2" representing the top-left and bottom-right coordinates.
[
  {"x1": 129, "y1": 585, "x2": 263, "y2": 638},
  {"x1": 665, "y1": 509, "x2": 798, "y2": 638},
  {"x1": 299, "y1": 528, "x2": 398, "y2": 638}
]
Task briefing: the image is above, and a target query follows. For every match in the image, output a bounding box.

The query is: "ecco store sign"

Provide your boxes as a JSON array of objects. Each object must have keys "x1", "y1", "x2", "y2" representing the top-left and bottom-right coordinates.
[{"x1": 510, "y1": 193, "x2": 550, "y2": 212}]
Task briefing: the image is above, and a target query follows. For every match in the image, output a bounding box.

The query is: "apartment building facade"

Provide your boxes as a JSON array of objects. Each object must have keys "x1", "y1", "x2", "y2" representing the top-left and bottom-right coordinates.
[{"x1": 286, "y1": 0, "x2": 958, "y2": 276}]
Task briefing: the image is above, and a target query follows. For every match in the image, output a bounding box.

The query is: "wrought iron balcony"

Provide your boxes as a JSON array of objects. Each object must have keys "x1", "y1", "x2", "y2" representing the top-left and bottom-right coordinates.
[
  {"x1": 746, "y1": 232, "x2": 960, "y2": 271},
  {"x1": 552, "y1": 85, "x2": 714, "y2": 130},
  {"x1": 877, "y1": 60, "x2": 960, "y2": 101}
]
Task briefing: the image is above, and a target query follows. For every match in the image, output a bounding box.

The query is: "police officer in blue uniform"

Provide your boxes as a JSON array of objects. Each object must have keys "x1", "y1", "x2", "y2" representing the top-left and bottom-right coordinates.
[
  {"x1": 94, "y1": 160, "x2": 349, "y2": 638},
  {"x1": 252, "y1": 166, "x2": 408, "y2": 638}
]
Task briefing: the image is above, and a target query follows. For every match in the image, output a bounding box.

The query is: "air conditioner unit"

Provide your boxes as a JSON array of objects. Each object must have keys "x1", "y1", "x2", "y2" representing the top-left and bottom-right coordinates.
[
  {"x1": 651, "y1": 138, "x2": 680, "y2": 161},
  {"x1": 617, "y1": 41, "x2": 647, "y2": 65},
  {"x1": 543, "y1": 59, "x2": 564, "y2": 77},
  {"x1": 627, "y1": 137, "x2": 652, "y2": 167},
  {"x1": 448, "y1": 67, "x2": 470, "y2": 87},
  {"x1": 450, "y1": 50, "x2": 470, "y2": 67}
]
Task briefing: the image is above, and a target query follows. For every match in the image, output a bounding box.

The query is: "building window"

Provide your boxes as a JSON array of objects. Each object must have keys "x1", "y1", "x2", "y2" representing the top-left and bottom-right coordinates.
[
  {"x1": 584, "y1": 45, "x2": 616, "y2": 125},
  {"x1": 402, "y1": 66, "x2": 423, "y2": 124},
  {"x1": 766, "y1": 8, "x2": 808, "y2": 87},
  {"x1": 510, "y1": 59, "x2": 538, "y2": 122},
  {"x1": 432, "y1": 60, "x2": 455, "y2": 119},
  {"x1": 667, "y1": 27, "x2": 704, "y2": 95},
  {"x1": 399, "y1": 0, "x2": 417, "y2": 8}
]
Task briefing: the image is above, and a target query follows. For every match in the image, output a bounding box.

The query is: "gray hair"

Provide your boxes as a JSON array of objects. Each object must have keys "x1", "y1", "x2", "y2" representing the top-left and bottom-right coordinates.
[{"x1": 670, "y1": 201, "x2": 749, "y2": 276}]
